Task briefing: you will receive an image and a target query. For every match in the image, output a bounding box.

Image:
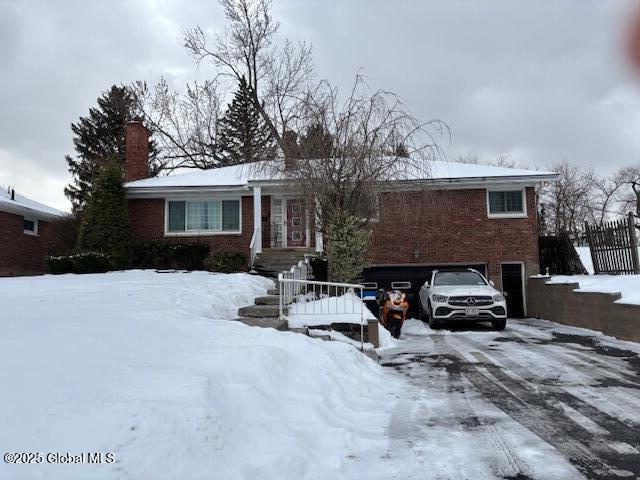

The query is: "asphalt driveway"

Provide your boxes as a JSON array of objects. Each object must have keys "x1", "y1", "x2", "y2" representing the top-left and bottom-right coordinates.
[{"x1": 379, "y1": 319, "x2": 640, "y2": 480}]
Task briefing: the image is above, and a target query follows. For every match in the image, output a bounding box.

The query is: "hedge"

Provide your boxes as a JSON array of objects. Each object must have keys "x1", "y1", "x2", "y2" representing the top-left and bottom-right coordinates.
[
  {"x1": 205, "y1": 250, "x2": 248, "y2": 273},
  {"x1": 46, "y1": 252, "x2": 114, "y2": 275},
  {"x1": 131, "y1": 241, "x2": 210, "y2": 271}
]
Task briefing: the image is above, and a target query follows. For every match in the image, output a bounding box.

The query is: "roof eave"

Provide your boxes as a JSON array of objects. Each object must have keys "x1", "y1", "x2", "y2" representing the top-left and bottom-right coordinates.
[
  {"x1": 0, "y1": 202, "x2": 65, "y2": 220},
  {"x1": 125, "y1": 184, "x2": 250, "y2": 198}
]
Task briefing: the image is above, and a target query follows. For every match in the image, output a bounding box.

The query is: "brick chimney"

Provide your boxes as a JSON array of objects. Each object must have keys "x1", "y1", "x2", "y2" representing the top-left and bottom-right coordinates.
[
  {"x1": 125, "y1": 120, "x2": 150, "y2": 182},
  {"x1": 282, "y1": 130, "x2": 299, "y2": 170}
]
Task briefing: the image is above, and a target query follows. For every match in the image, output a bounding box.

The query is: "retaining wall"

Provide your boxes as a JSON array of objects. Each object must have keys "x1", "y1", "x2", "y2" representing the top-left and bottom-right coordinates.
[{"x1": 527, "y1": 276, "x2": 640, "y2": 342}]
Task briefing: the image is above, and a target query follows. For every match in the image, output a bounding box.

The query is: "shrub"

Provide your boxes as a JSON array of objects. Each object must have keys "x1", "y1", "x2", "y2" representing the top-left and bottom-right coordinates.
[
  {"x1": 206, "y1": 250, "x2": 248, "y2": 273},
  {"x1": 170, "y1": 244, "x2": 211, "y2": 270},
  {"x1": 46, "y1": 252, "x2": 114, "y2": 275},
  {"x1": 131, "y1": 241, "x2": 210, "y2": 270},
  {"x1": 46, "y1": 256, "x2": 76, "y2": 275},
  {"x1": 325, "y1": 213, "x2": 370, "y2": 283}
]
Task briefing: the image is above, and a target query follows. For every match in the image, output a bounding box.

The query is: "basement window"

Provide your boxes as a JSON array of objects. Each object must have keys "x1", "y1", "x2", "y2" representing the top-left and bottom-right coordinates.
[
  {"x1": 166, "y1": 199, "x2": 241, "y2": 234},
  {"x1": 487, "y1": 190, "x2": 526, "y2": 218},
  {"x1": 23, "y1": 218, "x2": 38, "y2": 235}
]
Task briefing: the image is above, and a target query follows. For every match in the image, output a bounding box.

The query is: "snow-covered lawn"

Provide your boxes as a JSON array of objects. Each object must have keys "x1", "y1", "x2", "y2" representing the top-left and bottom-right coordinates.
[
  {"x1": 546, "y1": 274, "x2": 640, "y2": 305},
  {"x1": 0, "y1": 270, "x2": 401, "y2": 480}
]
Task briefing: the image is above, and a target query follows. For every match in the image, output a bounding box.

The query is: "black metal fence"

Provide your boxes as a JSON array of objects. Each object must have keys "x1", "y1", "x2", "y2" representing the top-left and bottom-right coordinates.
[
  {"x1": 539, "y1": 232, "x2": 588, "y2": 275},
  {"x1": 585, "y1": 213, "x2": 640, "y2": 275}
]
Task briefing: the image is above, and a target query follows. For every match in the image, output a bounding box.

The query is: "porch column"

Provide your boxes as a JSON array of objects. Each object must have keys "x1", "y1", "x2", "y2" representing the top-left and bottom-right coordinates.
[
  {"x1": 315, "y1": 199, "x2": 323, "y2": 253},
  {"x1": 253, "y1": 186, "x2": 263, "y2": 254}
]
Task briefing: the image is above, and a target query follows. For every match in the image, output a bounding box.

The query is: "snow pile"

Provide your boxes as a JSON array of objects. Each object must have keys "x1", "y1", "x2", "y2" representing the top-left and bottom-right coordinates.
[
  {"x1": 547, "y1": 274, "x2": 640, "y2": 305},
  {"x1": 287, "y1": 292, "x2": 377, "y2": 327},
  {"x1": 575, "y1": 246, "x2": 594, "y2": 274},
  {"x1": 0, "y1": 270, "x2": 402, "y2": 480},
  {"x1": 288, "y1": 293, "x2": 398, "y2": 349}
]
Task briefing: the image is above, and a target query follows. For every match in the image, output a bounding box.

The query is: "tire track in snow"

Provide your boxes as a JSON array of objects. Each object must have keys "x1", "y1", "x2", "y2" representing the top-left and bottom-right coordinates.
[
  {"x1": 441, "y1": 333, "x2": 640, "y2": 479},
  {"x1": 429, "y1": 335, "x2": 534, "y2": 480}
]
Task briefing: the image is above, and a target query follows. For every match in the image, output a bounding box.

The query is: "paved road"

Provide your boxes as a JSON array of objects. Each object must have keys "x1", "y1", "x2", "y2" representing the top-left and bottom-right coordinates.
[{"x1": 378, "y1": 319, "x2": 640, "y2": 480}]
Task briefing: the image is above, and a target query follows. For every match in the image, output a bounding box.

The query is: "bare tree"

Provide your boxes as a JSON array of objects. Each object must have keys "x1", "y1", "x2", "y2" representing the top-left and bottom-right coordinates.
[
  {"x1": 184, "y1": 0, "x2": 314, "y2": 150},
  {"x1": 258, "y1": 75, "x2": 448, "y2": 233},
  {"x1": 538, "y1": 160, "x2": 596, "y2": 239},
  {"x1": 132, "y1": 78, "x2": 224, "y2": 171},
  {"x1": 587, "y1": 174, "x2": 625, "y2": 226},
  {"x1": 616, "y1": 164, "x2": 640, "y2": 217}
]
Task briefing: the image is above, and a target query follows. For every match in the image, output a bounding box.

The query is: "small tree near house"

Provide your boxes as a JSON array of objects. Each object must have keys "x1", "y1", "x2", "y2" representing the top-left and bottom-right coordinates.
[
  {"x1": 77, "y1": 160, "x2": 133, "y2": 262},
  {"x1": 325, "y1": 213, "x2": 370, "y2": 283}
]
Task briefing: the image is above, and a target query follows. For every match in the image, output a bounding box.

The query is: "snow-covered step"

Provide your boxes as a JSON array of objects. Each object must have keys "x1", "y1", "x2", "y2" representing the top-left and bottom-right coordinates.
[
  {"x1": 267, "y1": 288, "x2": 279, "y2": 295},
  {"x1": 234, "y1": 317, "x2": 288, "y2": 330},
  {"x1": 254, "y1": 295, "x2": 280, "y2": 305},
  {"x1": 237, "y1": 304, "x2": 282, "y2": 318}
]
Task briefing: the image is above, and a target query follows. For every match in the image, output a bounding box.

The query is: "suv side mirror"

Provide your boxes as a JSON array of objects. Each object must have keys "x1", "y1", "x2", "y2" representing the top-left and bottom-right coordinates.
[{"x1": 489, "y1": 280, "x2": 495, "y2": 287}]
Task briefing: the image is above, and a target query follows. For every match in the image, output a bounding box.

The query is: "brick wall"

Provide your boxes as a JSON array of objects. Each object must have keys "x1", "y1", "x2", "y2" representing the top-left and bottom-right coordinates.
[
  {"x1": 127, "y1": 187, "x2": 539, "y2": 285},
  {"x1": 0, "y1": 211, "x2": 56, "y2": 275},
  {"x1": 128, "y1": 195, "x2": 272, "y2": 254},
  {"x1": 368, "y1": 187, "x2": 539, "y2": 288}
]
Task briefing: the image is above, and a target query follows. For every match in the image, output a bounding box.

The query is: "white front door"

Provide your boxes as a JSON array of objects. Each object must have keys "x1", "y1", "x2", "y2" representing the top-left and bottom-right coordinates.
[{"x1": 270, "y1": 198, "x2": 284, "y2": 248}]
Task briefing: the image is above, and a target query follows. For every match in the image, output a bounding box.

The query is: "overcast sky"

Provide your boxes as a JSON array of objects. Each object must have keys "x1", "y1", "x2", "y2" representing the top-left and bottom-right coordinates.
[{"x1": 1, "y1": 0, "x2": 640, "y2": 211}]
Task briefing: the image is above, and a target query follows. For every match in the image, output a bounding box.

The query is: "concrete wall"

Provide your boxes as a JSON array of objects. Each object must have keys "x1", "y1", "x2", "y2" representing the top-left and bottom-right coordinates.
[{"x1": 527, "y1": 276, "x2": 640, "y2": 342}]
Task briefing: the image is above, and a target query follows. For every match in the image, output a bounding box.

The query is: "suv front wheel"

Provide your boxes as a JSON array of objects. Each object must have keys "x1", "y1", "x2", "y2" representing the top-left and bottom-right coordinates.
[
  {"x1": 428, "y1": 302, "x2": 443, "y2": 330},
  {"x1": 492, "y1": 318, "x2": 507, "y2": 330}
]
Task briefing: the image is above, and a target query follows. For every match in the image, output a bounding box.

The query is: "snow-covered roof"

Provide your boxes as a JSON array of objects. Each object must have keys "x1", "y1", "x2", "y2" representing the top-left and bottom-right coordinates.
[
  {"x1": 124, "y1": 159, "x2": 558, "y2": 191},
  {"x1": 0, "y1": 186, "x2": 66, "y2": 219}
]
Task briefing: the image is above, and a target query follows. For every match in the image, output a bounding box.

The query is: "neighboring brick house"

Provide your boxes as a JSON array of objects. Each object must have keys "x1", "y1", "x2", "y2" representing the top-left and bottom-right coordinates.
[
  {"x1": 0, "y1": 186, "x2": 65, "y2": 275},
  {"x1": 124, "y1": 121, "x2": 558, "y2": 316}
]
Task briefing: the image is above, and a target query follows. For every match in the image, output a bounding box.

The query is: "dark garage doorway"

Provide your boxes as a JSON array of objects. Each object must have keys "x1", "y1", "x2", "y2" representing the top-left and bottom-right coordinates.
[
  {"x1": 501, "y1": 263, "x2": 525, "y2": 318},
  {"x1": 362, "y1": 263, "x2": 488, "y2": 317}
]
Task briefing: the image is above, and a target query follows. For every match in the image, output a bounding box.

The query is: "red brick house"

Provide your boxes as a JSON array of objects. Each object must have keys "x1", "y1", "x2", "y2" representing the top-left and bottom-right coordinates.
[
  {"x1": 124, "y1": 122, "x2": 558, "y2": 316},
  {"x1": 0, "y1": 186, "x2": 65, "y2": 275}
]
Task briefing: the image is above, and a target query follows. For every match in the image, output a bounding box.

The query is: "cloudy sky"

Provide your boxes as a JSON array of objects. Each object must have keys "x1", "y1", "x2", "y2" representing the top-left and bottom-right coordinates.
[{"x1": 1, "y1": 0, "x2": 640, "y2": 211}]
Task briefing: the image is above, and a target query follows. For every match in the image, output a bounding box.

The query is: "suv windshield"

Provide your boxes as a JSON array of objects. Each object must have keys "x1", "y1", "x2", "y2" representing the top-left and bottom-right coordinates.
[{"x1": 433, "y1": 271, "x2": 487, "y2": 286}]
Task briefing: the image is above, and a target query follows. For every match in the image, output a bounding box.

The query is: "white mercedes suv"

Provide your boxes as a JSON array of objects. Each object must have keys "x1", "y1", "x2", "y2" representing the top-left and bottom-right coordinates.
[{"x1": 419, "y1": 269, "x2": 507, "y2": 330}]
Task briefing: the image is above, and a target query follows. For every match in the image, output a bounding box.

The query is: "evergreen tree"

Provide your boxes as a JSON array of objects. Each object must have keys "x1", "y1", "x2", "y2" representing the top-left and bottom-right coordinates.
[
  {"x1": 325, "y1": 213, "x2": 370, "y2": 283},
  {"x1": 77, "y1": 159, "x2": 133, "y2": 260},
  {"x1": 64, "y1": 85, "x2": 158, "y2": 211},
  {"x1": 299, "y1": 123, "x2": 334, "y2": 159},
  {"x1": 217, "y1": 77, "x2": 276, "y2": 166}
]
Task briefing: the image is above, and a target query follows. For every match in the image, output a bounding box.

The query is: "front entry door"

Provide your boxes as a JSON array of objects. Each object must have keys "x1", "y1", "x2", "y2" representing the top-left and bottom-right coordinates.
[
  {"x1": 501, "y1": 263, "x2": 525, "y2": 318},
  {"x1": 286, "y1": 199, "x2": 307, "y2": 247}
]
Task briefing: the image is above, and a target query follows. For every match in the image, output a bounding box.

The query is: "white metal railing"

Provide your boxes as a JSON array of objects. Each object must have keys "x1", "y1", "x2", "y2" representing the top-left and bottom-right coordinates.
[{"x1": 278, "y1": 264, "x2": 367, "y2": 350}]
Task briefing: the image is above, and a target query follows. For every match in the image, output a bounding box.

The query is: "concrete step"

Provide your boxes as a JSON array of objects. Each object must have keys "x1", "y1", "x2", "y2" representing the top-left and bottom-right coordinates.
[
  {"x1": 267, "y1": 288, "x2": 279, "y2": 295},
  {"x1": 255, "y1": 295, "x2": 280, "y2": 305},
  {"x1": 234, "y1": 317, "x2": 288, "y2": 330},
  {"x1": 237, "y1": 304, "x2": 282, "y2": 318}
]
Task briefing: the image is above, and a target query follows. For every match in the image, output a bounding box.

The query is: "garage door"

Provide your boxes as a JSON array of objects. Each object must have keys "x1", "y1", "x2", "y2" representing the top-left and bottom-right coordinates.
[{"x1": 362, "y1": 263, "x2": 488, "y2": 317}]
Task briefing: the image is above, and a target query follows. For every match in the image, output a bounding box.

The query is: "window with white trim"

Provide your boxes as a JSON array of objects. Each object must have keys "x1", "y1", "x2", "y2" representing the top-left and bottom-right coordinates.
[
  {"x1": 167, "y1": 200, "x2": 240, "y2": 233},
  {"x1": 23, "y1": 218, "x2": 38, "y2": 235},
  {"x1": 488, "y1": 190, "x2": 525, "y2": 216}
]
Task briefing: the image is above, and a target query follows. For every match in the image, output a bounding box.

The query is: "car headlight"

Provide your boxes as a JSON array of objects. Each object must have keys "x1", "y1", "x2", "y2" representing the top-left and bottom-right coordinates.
[
  {"x1": 493, "y1": 293, "x2": 505, "y2": 302},
  {"x1": 432, "y1": 294, "x2": 448, "y2": 303}
]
